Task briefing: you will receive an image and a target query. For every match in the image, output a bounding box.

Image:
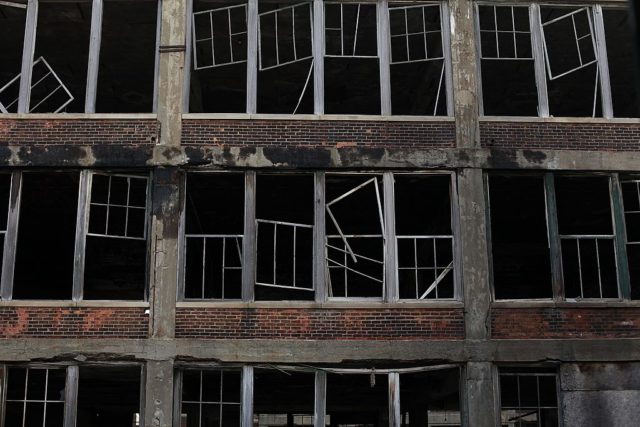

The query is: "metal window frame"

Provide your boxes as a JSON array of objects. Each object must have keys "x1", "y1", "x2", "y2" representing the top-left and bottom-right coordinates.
[
  {"x1": 5, "y1": 0, "x2": 162, "y2": 114},
  {"x1": 475, "y1": 2, "x2": 616, "y2": 118}
]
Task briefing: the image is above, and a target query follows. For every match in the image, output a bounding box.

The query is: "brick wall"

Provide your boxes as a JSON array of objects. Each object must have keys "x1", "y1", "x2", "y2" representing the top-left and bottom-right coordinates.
[
  {"x1": 175, "y1": 308, "x2": 464, "y2": 340},
  {"x1": 0, "y1": 307, "x2": 148, "y2": 338},
  {"x1": 480, "y1": 121, "x2": 640, "y2": 151},
  {"x1": 182, "y1": 120, "x2": 456, "y2": 148},
  {"x1": 0, "y1": 119, "x2": 159, "y2": 145},
  {"x1": 491, "y1": 307, "x2": 640, "y2": 339}
]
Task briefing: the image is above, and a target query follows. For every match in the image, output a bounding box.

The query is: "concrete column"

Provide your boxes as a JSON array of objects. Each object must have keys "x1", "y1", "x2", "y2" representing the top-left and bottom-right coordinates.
[
  {"x1": 449, "y1": 0, "x2": 480, "y2": 148},
  {"x1": 458, "y1": 168, "x2": 491, "y2": 340},
  {"x1": 156, "y1": 0, "x2": 187, "y2": 147},
  {"x1": 144, "y1": 360, "x2": 175, "y2": 427},
  {"x1": 464, "y1": 362, "x2": 497, "y2": 427}
]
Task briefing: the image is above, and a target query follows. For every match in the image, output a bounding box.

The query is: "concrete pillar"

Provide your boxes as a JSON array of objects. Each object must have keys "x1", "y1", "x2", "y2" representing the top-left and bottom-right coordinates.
[
  {"x1": 464, "y1": 362, "x2": 497, "y2": 427},
  {"x1": 157, "y1": 0, "x2": 187, "y2": 147},
  {"x1": 144, "y1": 360, "x2": 175, "y2": 427},
  {"x1": 449, "y1": 0, "x2": 480, "y2": 148}
]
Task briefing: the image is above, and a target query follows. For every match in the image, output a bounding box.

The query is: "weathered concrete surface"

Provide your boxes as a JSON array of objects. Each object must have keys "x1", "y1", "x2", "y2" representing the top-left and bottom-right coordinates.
[
  {"x1": 144, "y1": 360, "x2": 174, "y2": 427},
  {"x1": 464, "y1": 362, "x2": 496, "y2": 427},
  {"x1": 561, "y1": 363, "x2": 640, "y2": 391}
]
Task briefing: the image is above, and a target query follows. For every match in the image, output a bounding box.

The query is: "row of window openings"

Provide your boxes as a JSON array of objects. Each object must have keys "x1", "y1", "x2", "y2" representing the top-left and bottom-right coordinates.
[
  {"x1": 3, "y1": 1, "x2": 636, "y2": 117},
  {"x1": 0, "y1": 171, "x2": 639, "y2": 302},
  {"x1": 0, "y1": 365, "x2": 560, "y2": 427}
]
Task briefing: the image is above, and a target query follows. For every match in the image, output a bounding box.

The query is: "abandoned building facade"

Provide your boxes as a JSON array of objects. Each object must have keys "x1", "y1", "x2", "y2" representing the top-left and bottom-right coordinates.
[{"x1": 1, "y1": 0, "x2": 640, "y2": 426}]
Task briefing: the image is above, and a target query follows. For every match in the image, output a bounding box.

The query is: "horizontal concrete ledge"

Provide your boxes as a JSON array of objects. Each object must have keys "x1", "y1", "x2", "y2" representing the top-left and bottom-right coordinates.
[
  {"x1": 0, "y1": 146, "x2": 639, "y2": 171},
  {"x1": 176, "y1": 301, "x2": 464, "y2": 309},
  {"x1": 182, "y1": 113, "x2": 455, "y2": 122},
  {"x1": 480, "y1": 116, "x2": 640, "y2": 124},
  {"x1": 0, "y1": 338, "x2": 639, "y2": 364},
  {"x1": 492, "y1": 300, "x2": 640, "y2": 309},
  {"x1": 0, "y1": 300, "x2": 150, "y2": 308},
  {"x1": 0, "y1": 113, "x2": 157, "y2": 120}
]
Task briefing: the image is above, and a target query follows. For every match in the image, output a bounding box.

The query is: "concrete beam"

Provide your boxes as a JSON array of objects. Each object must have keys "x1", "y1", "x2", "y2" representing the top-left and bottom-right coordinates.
[{"x1": 1, "y1": 339, "x2": 640, "y2": 364}]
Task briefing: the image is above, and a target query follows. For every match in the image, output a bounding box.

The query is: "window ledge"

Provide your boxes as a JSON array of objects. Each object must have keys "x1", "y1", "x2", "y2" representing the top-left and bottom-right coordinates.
[
  {"x1": 0, "y1": 113, "x2": 157, "y2": 120},
  {"x1": 492, "y1": 300, "x2": 640, "y2": 308},
  {"x1": 177, "y1": 300, "x2": 464, "y2": 309},
  {"x1": 480, "y1": 116, "x2": 640, "y2": 124},
  {"x1": 0, "y1": 300, "x2": 150, "y2": 308},
  {"x1": 182, "y1": 113, "x2": 455, "y2": 122}
]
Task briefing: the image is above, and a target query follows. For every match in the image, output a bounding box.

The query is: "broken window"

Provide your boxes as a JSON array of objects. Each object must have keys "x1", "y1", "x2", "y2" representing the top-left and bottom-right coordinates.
[
  {"x1": 0, "y1": 1, "x2": 26, "y2": 113},
  {"x1": 3, "y1": 367, "x2": 66, "y2": 427},
  {"x1": 12, "y1": 172, "x2": 80, "y2": 300},
  {"x1": 603, "y1": 8, "x2": 640, "y2": 118},
  {"x1": 395, "y1": 174, "x2": 454, "y2": 300},
  {"x1": 389, "y1": 3, "x2": 448, "y2": 115},
  {"x1": 621, "y1": 176, "x2": 640, "y2": 300},
  {"x1": 257, "y1": 1, "x2": 314, "y2": 114},
  {"x1": 399, "y1": 369, "x2": 461, "y2": 426},
  {"x1": 189, "y1": 0, "x2": 248, "y2": 113},
  {"x1": 325, "y1": 174, "x2": 385, "y2": 299},
  {"x1": 555, "y1": 176, "x2": 618, "y2": 299},
  {"x1": 256, "y1": 174, "x2": 314, "y2": 300},
  {"x1": 477, "y1": 4, "x2": 640, "y2": 118},
  {"x1": 180, "y1": 369, "x2": 242, "y2": 427},
  {"x1": 253, "y1": 368, "x2": 315, "y2": 427},
  {"x1": 76, "y1": 366, "x2": 142, "y2": 427},
  {"x1": 488, "y1": 175, "x2": 552, "y2": 299},
  {"x1": 477, "y1": 5, "x2": 538, "y2": 116},
  {"x1": 498, "y1": 368, "x2": 559, "y2": 427},
  {"x1": 83, "y1": 173, "x2": 149, "y2": 300},
  {"x1": 95, "y1": 0, "x2": 160, "y2": 113},
  {"x1": 326, "y1": 372, "x2": 389, "y2": 426},
  {"x1": 183, "y1": 173, "x2": 245, "y2": 300},
  {"x1": 324, "y1": 2, "x2": 380, "y2": 114}
]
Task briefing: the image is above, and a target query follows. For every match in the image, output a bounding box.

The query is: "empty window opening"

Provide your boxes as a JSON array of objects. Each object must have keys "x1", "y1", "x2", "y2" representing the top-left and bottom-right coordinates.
[
  {"x1": 394, "y1": 175, "x2": 454, "y2": 300},
  {"x1": 31, "y1": 1, "x2": 92, "y2": 113},
  {"x1": 257, "y1": 2, "x2": 314, "y2": 114},
  {"x1": 603, "y1": 8, "x2": 640, "y2": 118},
  {"x1": 477, "y1": 5, "x2": 538, "y2": 116},
  {"x1": 184, "y1": 173, "x2": 245, "y2": 300},
  {"x1": 488, "y1": 175, "x2": 552, "y2": 299},
  {"x1": 253, "y1": 368, "x2": 315, "y2": 427},
  {"x1": 190, "y1": 1, "x2": 248, "y2": 113},
  {"x1": 0, "y1": 2, "x2": 26, "y2": 113},
  {"x1": 326, "y1": 372, "x2": 389, "y2": 426},
  {"x1": 180, "y1": 369, "x2": 242, "y2": 427},
  {"x1": 541, "y1": 7, "x2": 601, "y2": 117},
  {"x1": 84, "y1": 173, "x2": 149, "y2": 300},
  {"x1": 4, "y1": 367, "x2": 66, "y2": 427},
  {"x1": 13, "y1": 172, "x2": 79, "y2": 300},
  {"x1": 498, "y1": 368, "x2": 558, "y2": 427},
  {"x1": 555, "y1": 176, "x2": 617, "y2": 299},
  {"x1": 325, "y1": 174, "x2": 385, "y2": 298},
  {"x1": 95, "y1": 0, "x2": 159, "y2": 113},
  {"x1": 324, "y1": 2, "x2": 380, "y2": 114},
  {"x1": 77, "y1": 366, "x2": 142, "y2": 427},
  {"x1": 0, "y1": 174, "x2": 11, "y2": 279},
  {"x1": 399, "y1": 369, "x2": 461, "y2": 426},
  {"x1": 256, "y1": 174, "x2": 314, "y2": 301},
  {"x1": 389, "y1": 4, "x2": 447, "y2": 115},
  {"x1": 621, "y1": 176, "x2": 640, "y2": 299}
]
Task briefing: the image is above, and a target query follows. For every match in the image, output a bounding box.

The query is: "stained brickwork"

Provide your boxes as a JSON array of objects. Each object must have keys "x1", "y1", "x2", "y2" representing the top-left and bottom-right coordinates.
[
  {"x1": 0, "y1": 119, "x2": 159, "y2": 145},
  {"x1": 175, "y1": 307, "x2": 464, "y2": 340},
  {"x1": 182, "y1": 120, "x2": 456, "y2": 148},
  {"x1": 491, "y1": 307, "x2": 640, "y2": 339},
  {"x1": 0, "y1": 307, "x2": 148, "y2": 338},
  {"x1": 480, "y1": 121, "x2": 640, "y2": 151}
]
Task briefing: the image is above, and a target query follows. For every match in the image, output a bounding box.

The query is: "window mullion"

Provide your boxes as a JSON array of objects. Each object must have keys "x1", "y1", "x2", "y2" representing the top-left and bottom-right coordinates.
[
  {"x1": 544, "y1": 173, "x2": 563, "y2": 300},
  {"x1": 17, "y1": 0, "x2": 38, "y2": 113},
  {"x1": 72, "y1": 171, "x2": 92, "y2": 301},
  {"x1": 85, "y1": 0, "x2": 103, "y2": 113},
  {"x1": 530, "y1": 4, "x2": 549, "y2": 118},
  {"x1": 314, "y1": 172, "x2": 326, "y2": 302},
  {"x1": 610, "y1": 173, "x2": 631, "y2": 299},
  {"x1": 377, "y1": 0, "x2": 391, "y2": 115},
  {"x1": 241, "y1": 366, "x2": 253, "y2": 427},
  {"x1": 313, "y1": 0, "x2": 325, "y2": 114},
  {"x1": 63, "y1": 365, "x2": 79, "y2": 427},
  {"x1": 1, "y1": 172, "x2": 22, "y2": 300},
  {"x1": 383, "y1": 172, "x2": 397, "y2": 302},
  {"x1": 314, "y1": 370, "x2": 326, "y2": 427},
  {"x1": 592, "y1": 5, "x2": 613, "y2": 118},
  {"x1": 242, "y1": 172, "x2": 256, "y2": 301},
  {"x1": 246, "y1": 0, "x2": 258, "y2": 114},
  {"x1": 388, "y1": 372, "x2": 400, "y2": 427}
]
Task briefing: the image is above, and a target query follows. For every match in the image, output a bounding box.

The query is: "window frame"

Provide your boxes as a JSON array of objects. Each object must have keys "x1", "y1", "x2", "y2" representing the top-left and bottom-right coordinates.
[
  {"x1": 0, "y1": 170, "x2": 152, "y2": 302},
  {"x1": 178, "y1": 170, "x2": 461, "y2": 303},
  {"x1": 474, "y1": 2, "x2": 626, "y2": 118}
]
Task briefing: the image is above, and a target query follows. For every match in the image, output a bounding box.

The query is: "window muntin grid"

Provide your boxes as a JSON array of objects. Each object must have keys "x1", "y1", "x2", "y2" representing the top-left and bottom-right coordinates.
[
  {"x1": 324, "y1": 2, "x2": 378, "y2": 58},
  {"x1": 478, "y1": 5, "x2": 533, "y2": 60},
  {"x1": 192, "y1": 4, "x2": 248, "y2": 70},
  {"x1": 499, "y1": 371, "x2": 559, "y2": 427},
  {"x1": 180, "y1": 369, "x2": 242, "y2": 427},
  {"x1": 388, "y1": 4, "x2": 444, "y2": 64},
  {"x1": 4, "y1": 367, "x2": 66, "y2": 427}
]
